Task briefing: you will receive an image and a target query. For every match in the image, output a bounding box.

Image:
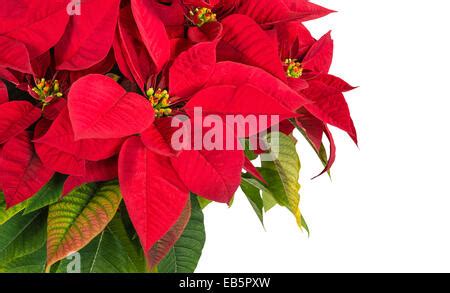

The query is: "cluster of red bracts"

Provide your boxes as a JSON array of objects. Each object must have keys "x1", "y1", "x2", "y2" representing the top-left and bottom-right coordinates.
[{"x1": 0, "y1": 0, "x2": 356, "y2": 260}]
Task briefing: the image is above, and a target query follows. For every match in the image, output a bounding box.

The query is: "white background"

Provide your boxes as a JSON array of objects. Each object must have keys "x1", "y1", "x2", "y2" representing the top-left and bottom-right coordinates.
[{"x1": 196, "y1": 0, "x2": 450, "y2": 273}]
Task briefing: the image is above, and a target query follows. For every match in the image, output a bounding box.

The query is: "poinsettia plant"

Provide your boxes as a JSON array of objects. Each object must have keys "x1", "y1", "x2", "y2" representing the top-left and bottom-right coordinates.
[{"x1": 0, "y1": 0, "x2": 357, "y2": 273}]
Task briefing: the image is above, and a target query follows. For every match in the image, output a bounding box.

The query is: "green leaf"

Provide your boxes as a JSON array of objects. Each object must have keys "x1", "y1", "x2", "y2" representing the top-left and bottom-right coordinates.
[
  {"x1": 56, "y1": 215, "x2": 146, "y2": 273},
  {"x1": 240, "y1": 138, "x2": 258, "y2": 161},
  {"x1": 240, "y1": 176, "x2": 277, "y2": 212},
  {"x1": 158, "y1": 196, "x2": 206, "y2": 273},
  {"x1": 0, "y1": 211, "x2": 46, "y2": 263},
  {"x1": 0, "y1": 245, "x2": 46, "y2": 273},
  {"x1": 301, "y1": 215, "x2": 310, "y2": 236},
  {"x1": 0, "y1": 191, "x2": 28, "y2": 225},
  {"x1": 318, "y1": 143, "x2": 329, "y2": 173},
  {"x1": 107, "y1": 213, "x2": 146, "y2": 271},
  {"x1": 24, "y1": 174, "x2": 66, "y2": 215},
  {"x1": 197, "y1": 196, "x2": 212, "y2": 209},
  {"x1": 118, "y1": 202, "x2": 143, "y2": 250},
  {"x1": 240, "y1": 177, "x2": 264, "y2": 226},
  {"x1": 241, "y1": 175, "x2": 269, "y2": 192},
  {"x1": 46, "y1": 181, "x2": 122, "y2": 270},
  {"x1": 262, "y1": 190, "x2": 278, "y2": 212},
  {"x1": 260, "y1": 132, "x2": 303, "y2": 228}
]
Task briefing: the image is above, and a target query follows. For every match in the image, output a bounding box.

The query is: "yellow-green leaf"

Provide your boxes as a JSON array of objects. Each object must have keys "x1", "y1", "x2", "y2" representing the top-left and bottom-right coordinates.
[
  {"x1": 46, "y1": 182, "x2": 122, "y2": 271},
  {"x1": 261, "y1": 132, "x2": 303, "y2": 228},
  {"x1": 197, "y1": 196, "x2": 212, "y2": 209},
  {"x1": 0, "y1": 191, "x2": 28, "y2": 225}
]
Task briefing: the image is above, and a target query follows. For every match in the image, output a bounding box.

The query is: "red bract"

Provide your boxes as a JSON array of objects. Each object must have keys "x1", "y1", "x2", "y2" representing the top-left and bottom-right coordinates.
[
  {"x1": 113, "y1": 5, "x2": 154, "y2": 91},
  {"x1": 55, "y1": 0, "x2": 120, "y2": 71},
  {"x1": 0, "y1": 80, "x2": 7, "y2": 104},
  {"x1": 171, "y1": 149, "x2": 244, "y2": 203},
  {"x1": 233, "y1": 0, "x2": 332, "y2": 25},
  {"x1": 68, "y1": 74, "x2": 154, "y2": 140},
  {"x1": 0, "y1": 36, "x2": 32, "y2": 74},
  {"x1": 62, "y1": 157, "x2": 118, "y2": 196},
  {"x1": 119, "y1": 136, "x2": 189, "y2": 252},
  {"x1": 140, "y1": 118, "x2": 179, "y2": 157},
  {"x1": 0, "y1": 131, "x2": 54, "y2": 207},
  {"x1": 218, "y1": 14, "x2": 286, "y2": 80},
  {"x1": 0, "y1": 101, "x2": 41, "y2": 144},
  {"x1": 131, "y1": 0, "x2": 171, "y2": 72},
  {"x1": 0, "y1": 0, "x2": 69, "y2": 59},
  {"x1": 302, "y1": 73, "x2": 358, "y2": 145},
  {"x1": 169, "y1": 41, "x2": 218, "y2": 98},
  {"x1": 182, "y1": 0, "x2": 332, "y2": 25},
  {"x1": 35, "y1": 108, "x2": 125, "y2": 176},
  {"x1": 205, "y1": 61, "x2": 308, "y2": 110},
  {"x1": 282, "y1": 0, "x2": 334, "y2": 22}
]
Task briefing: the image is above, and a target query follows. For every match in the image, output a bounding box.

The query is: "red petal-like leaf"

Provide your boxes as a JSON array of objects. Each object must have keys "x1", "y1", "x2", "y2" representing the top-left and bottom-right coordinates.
[
  {"x1": 68, "y1": 74, "x2": 154, "y2": 140},
  {"x1": 0, "y1": 67, "x2": 20, "y2": 85},
  {"x1": 235, "y1": 0, "x2": 293, "y2": 25},
  {"x1": 114, "y1": 5, "x2": 153, "y2": 90},
  {"x1": 303, "y1": 78, "x2": 357, "y2": 144},
  {"x1": 148, "y1": 199, "x2": 191, "y2": 269},
  {"x1": 0, "y1": 101, "x2": 41, "y2": 144},
  {"x1": 282, "y1": 0, "x2": 334, "y2": 22},
  {"x1": 279, "y1": 120, "x2": 295, "y2": 135},
  {"x1": 188, "y1": 21, "x2": 223, "y2": 43},
  {"x1": 277, "y1": 21, "x2": 315, "y2": 59},
  {"x1": 34, "y1": 142, "x2": 86, "y2": 176},
  {"x1": 140, "y1": 117, "x2": 178, "y2": 157},
  {"x1": 313, "y1": 125, "x2": 336, "y2": 179},
  {"x1": 42, "y1": 98, "x2": 67, "y2": 121},
  {"x1": 296, "y1": 109, "x2": 324, "y2": 151},
  {"x1": 207, "y1": 61, "x2": 309, "y2": 110},
  {"x1": 0, "y1": 0, "x2": 69, "y2": 58},
  {"x1": 151, "y1": 0, "x2": 185, "y2": 28},
  {"x1": 69, "y1": 50, "x2": 116, "y2": 84},
  {"x1": 288, "y1": 77, "x2": 309, "y2": 92},
  {"x1": 0, "y1": 80, "x2": 8, "y2": 104},
  {"x1": 119, "y1": 137, "x2": 189, "y2": 252},
  {"x1": 185, "y1": 84, "x2": 297, "y2": 136},
  {"x1": 183, "y1": 0, "x2": 220, "y2": 9},
  {"x1": 33, "y1": 118, "x2": 52, "y2": 140},
  {"x1": 219, "y1": 15, "x2": 286, "y2": 80},
  {"x1": 55, "y1": 0, "x2": 120, "y2": 70},
  {"x1": 243, "y1": 157, "x2": 266, "y2": 183},
  {"x1": 0, "y1": 131, "x2": 54, "y2": 207},
  {"x1": 33, "y1": 117, "x2": 85, "y2": 177},
  {"x1": 0, "y1": 36, "x2": 32, "y2": 73},
  {"x1": 63, "y1": 157, "x2": 118, "y2": 196},
  {"x1": 170, "y1": 41, "x2": 218, "y2": 98},
  {"x1": 113, "y1": 21, "x2": 134, "y2": 82},
  {"x1": 303, "y1": 31, "x2": 333, "y2": 74},
  {"x1": 314, "y1": 73, "x2": 356, "y2": 93},
  {"x1": 171, "y1": 149, "x2": 244, "y2": 203},
  {"x1": 30, "y1": 51, "x2": 51, "y2": 78},
  {"x1": 131, "y1": 0, "x2": 170, "y2": 71},
  {"x1": 36, "y1": 108, "x2": 125, "y2": 162}
]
